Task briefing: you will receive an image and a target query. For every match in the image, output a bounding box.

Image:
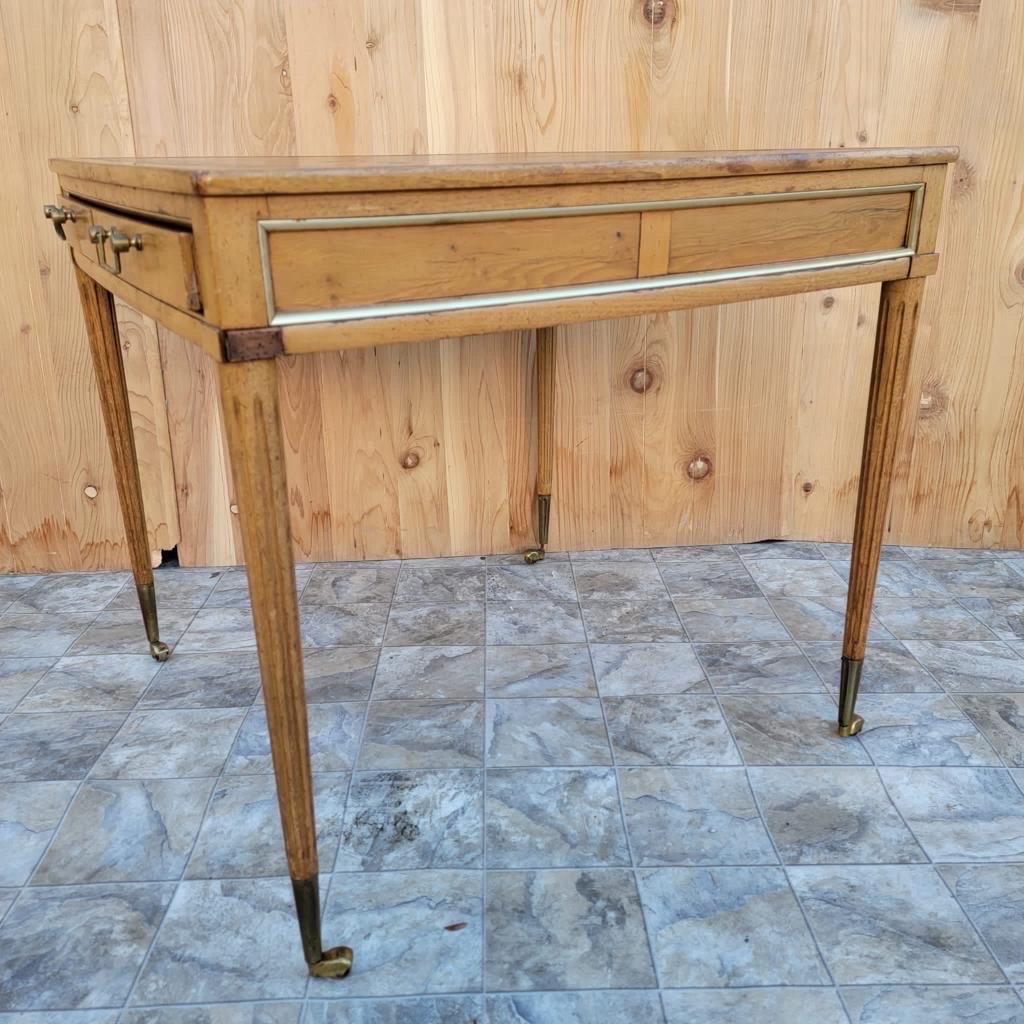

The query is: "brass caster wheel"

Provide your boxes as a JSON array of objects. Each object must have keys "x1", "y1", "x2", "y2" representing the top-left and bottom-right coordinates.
[
  {"x1": 524, "y1": 549, "x2": 545, "y2": 564},
  {"x1": 837, "y1": 713, "x2": 864, "y2": 737},
  {"x1": 149, "y1": 640, "x2": 171, "y2": 662},
  {"x1": 309, "y1": 945, "x2": 353, "y2": 979}
]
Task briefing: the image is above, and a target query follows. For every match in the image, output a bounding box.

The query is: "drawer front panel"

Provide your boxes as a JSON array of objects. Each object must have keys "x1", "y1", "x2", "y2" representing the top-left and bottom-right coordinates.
[
  {"x1": 64, "y1": 199, "x2": 201, "y2": 312},
  {"x1": 667, "y1": 191, "x2": 912, "y2": 274},
  {"x1": 266, "y1": 212, "x2": 642, "y2": 313}
]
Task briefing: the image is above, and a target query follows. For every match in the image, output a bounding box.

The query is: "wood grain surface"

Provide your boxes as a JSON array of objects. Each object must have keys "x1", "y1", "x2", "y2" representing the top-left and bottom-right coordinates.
[{"x1": 5, "y1": 0, "x2": 1022, "y2": 570}]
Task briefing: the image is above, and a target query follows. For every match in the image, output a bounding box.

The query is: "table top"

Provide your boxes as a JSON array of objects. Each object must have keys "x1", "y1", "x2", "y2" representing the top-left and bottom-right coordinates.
[{"x1": 50, "y1": 147, "x2": 958, "y2": 196}]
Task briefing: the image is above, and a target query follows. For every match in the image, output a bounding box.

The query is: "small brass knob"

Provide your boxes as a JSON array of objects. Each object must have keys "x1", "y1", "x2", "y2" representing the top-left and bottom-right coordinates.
[
  {"x1": 43, "y1": 204, "x2": 76, "y2": 240},
  {"x1": 109, "y1": 227, "x2": 144, "y2": 254}
]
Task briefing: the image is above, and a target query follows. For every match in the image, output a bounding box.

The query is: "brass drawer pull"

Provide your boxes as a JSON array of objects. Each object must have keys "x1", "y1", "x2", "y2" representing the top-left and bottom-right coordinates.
[
  {"x1": 88, "y1": 225, "x2": 143, "y2": 275},
  {"x1": 43, "y1": 203, "x2": 77, "y2": 240}
]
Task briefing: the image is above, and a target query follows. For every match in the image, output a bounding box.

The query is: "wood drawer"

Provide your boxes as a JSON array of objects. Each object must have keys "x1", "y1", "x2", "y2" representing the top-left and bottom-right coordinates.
[
  {"x1": 60, "y1": 197, "x2": 201, "y2": 312},
  {"x1": 263, "y1": 210, "x2": 642, "y2": 316},
  {"x1": 666, "y1": 190, "x2": 913, "y2": 274}
]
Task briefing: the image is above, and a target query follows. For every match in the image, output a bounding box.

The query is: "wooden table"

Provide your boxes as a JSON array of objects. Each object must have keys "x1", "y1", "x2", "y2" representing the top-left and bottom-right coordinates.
[{"x1": 47, "y1": 147, "x2": 956, "y2": 977}]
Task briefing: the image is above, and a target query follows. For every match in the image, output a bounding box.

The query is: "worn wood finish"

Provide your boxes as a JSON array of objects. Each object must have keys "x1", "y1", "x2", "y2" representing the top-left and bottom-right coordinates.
[
  {"x1": 74, "y1": 266, "x2": 154, "y2": 591},
  {"x1": 844, "y1": 275, "x2": 925, "y2": 662},
  {"x1": 216, "y1": 357, "x2": 317, "y2": 882}
]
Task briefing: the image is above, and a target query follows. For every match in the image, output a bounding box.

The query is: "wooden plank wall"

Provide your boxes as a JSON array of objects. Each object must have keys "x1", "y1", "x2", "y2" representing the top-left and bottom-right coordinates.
[{"x1": 2, "y1": 0, "x2": 1022, "y2": 571}]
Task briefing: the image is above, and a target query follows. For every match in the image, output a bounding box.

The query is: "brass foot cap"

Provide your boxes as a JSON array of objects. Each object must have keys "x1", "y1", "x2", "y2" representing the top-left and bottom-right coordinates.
[
  {"x1": 309, "y1": 945, "x2": 353, "y2": 979},
  {"x1": 837, "y1": 714, "x2": 864, "y2": 737},
  {"x1": 149, "y1": 640, "x2": 171, "y2": 662},
  {"x1": 523, "y1": 549, "x2": 545, "y2": 564}
]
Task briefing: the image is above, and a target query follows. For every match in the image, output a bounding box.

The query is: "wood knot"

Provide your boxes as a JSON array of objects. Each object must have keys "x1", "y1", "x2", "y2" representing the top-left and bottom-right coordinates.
[
  {"x1": 642, "y1": 0, "x2": 670, "y2": 25},
  {"x1": 69, "y1": 103, "x2": 79, "y2": 114},
  {"x1": 687, "y1": 455, "x2": 711, "y2": 481},
  {"x1": 1014, "y1": 259, "x2": 1024, "y2": 288},
  {"x1": 952, "y1": 159, "x2": 975, "y2": 199},
  {"x1": 822, "y1": 295, "x2": 835, "y2": 310},
  {"x1": 802, "y1": 481, "x2": 814, "y2": 494},
  {"x1": 856, "y1": 130, "x2": 869, "y2": 144},
  {"x1": 229, "y1": 503, "x2": 239, "y2": 515},
  {"x1": 326, "y1": 93, "x2": 339, "y2": 112},
  {"x1": 629, "y1": 368, "x2": 653, "y2": 394},
  {"x1": 401, "y1": 450, "x2": 420, "y2": 470},
  {"x1": 83, "y1": 485, "x2": 98, "y2": 500}
]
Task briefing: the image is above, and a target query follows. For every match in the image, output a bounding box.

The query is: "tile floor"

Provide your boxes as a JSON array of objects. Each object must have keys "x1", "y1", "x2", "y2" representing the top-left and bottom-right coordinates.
[{"x1": 1, "y1": 542, "x2": 1024, "y2": 1022}]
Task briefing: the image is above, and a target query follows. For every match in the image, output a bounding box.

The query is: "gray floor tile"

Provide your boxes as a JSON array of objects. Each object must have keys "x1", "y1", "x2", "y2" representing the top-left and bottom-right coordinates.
[
  {"x1": 0, "y1": 573, "x2": 46, "y2": 599},
  {"x1": 921, "y1": 559, "x2": 1024, "y2": 599},
  {"x1": 720, "y1": 694, "x2": 870, "y2": 765},
  {"x1": 485, "y1": 869, "x2": 655, "y2": 990},
  {"x1": 841, "y1": 985, "x2": 1024, "y2": 1024},
  {"x1": 789, "y1": 865, "x2": 1003, "y2": 984},
  {"x1": 959, "y1": 597, "x2": 1024, "y2": 640},
  {"x1": 132, "y1": 877, "x2": 309, "y2": 1003},
  {"x1": 302, "y1": 565, "x2": 399, "y2": 605},
  {"x1": 227, "y1": 703, "x2": 364, "y2": 774},
  {"x1": 746, "y1": 557, "x2": 847, "y2": 597},
  {"x1": 638, "y1": 865, "x2": 827, "y2": 986},
  {"x1": 767, "y1": 593, "x2": 861, "y2": 641},
  {"x1": 748, "y1": 767, "x2": 924, "y2": 864},
  {"x1": 485, "y1": 698, "x2": 611, "y2": 767},
  {"x1": 486, "y1": 767, "x2": 628, "y2": 868},
  {"x1": 0, "y1": 882, "x2": 174, "y2": 1010},
  {"x1": 33, "y1": 779, "x2": 213, "y2": 884},
  {"x1": 873, "y1": 598, "x2": 995, "y2": 640},
  {"x1": 359, "y1": 700, "x2": 483, "y2": 769},
  {"x1": 123, "y1": 1006, "x2": 302, "y2": 1024},
  {"x1": 66, "y1": 609, "x2": 193, "y2": 656},
  {"x1": 904, "y1": 640, "x2": 1024, "y2": 692},
  {"x1": 138, "y1": 651, "x2": 262, "y2": 709},
  {"x1": 937, "y1": 863, "x2": 1024, "y2": 983},
  {"x1": 305, "y1": 997, "x2": 482, "y2": 1023},
  {"x1": 818, "y1": 542, "x2": 908, "y2": 561},
  {"x1": 663, "y1": 989, "x2": 848, "y2": 1024},
  {"x1": 0, "y1": 1010, "x2": 123, "y2": 1023},
  {"x1": 568, "y1": 548, "x2": 653, "y2": 561},
  {"x1": 834, "y1": 558, "x2": 950, "y2": 599},
  {"x1": 373, "y1": 646, "x2": 484, "y2": 699},
  {"x1": 16, "y1": 654, "x2": 160, "y2": 712},
  {"x1": 737, "y1": 541, "x2": 825, "y2": 560},
  {"x1": 659, "y1": 558, "x2": 759, "y2": 600},
  {"x1": 393, "y1": 565, "x2": 485, "y2": 604},
  {"x1": 314, "y1": 870, "x2": 482, "y2": 997},
  {"x1": 175, "y1": 606, "x2": 256, "y2": 651},
  {"x1": 803, "y1": 639, "x2": 941, "y2": 693},
  {"x1": 486, "y1": 563, "x2": 577, "y2": 602},
  {"x1": 0, "y1": 781, "x2": 78, "y2": 885},
  {"x1": 903, "y1": 545, "x2": 1000, "y2": 563},
  {"x1": 581, "y1": 599, "x2": 685, "y2": 643},
  {"x1": 90, "y1": 708, "x2": 244, "y2": 779},
  {"x1": 880, "y1": 766, "x2": 1024, "y2": 861},
  {"x1": 955, "y1": 694, "x2": 1024, "y2": 766},
  {"x1": 6, "y1": 573, "x2": 130, "y2": 614},
  {"x1": 695, "y1": 640, "x2": 824, "y2": 694},
  {"x1": 573, "y1": 562, "x2": 667, "y2": 601},
  {"x1": 0, "y1": 612, "x2": 96, "y2": 657},
  {"x1": 486, "y1": 991, "x2": 665, "y2": 1024},
  {"x1": 487, "y1": 599, "x2": 585, "y2": 645},
  {"x1": 674, "y1": 596, "x2": 789, "y2": 641},
  {"x1": 385, "y1": 603, "x2": 484, "y2": 646},
  {"x1": 487, "y1": 645, "x2": 597, "y2": 697},
  {"x1": 0, "y1": 658, "x2": 56, "y2": 712},
  {"x1": 203, "y1": 565, "x2": 311, "y2": 609},
  {"x1": 336, "y1": 769, "x2": 482, "y2": 871},
  {"x1": 185, "y1": 773, "x2": 347, "y2": 879},
  {"x1": 300, "y1": 603, "x2": 390, "y2": 647},
  {"x1": 0, "y1": 712, "x2": 125, "y2": 781},
  {"x1": 651, "y1": 544, "x2": 737, "y2": 562},
  {"x1": 620, "y1": 766, "x2": 775, "y2": 865},
  {"x1": 603, "y1": 695, "x2": 740, "y2": 765},
  {"x1": 0, "y1": 889, "x2": 14, "y2": 924},
  {"x1": 590, "y1": 643, "x2": 708, "y2": 696},
  {"x1": 486, "y1": 550, "x2": 568, "y2": 564},
  {"x1": 104, "y1": 568, "x2": 224, "y2": 611},
  {"x1": 298, "y1": 646, "x2": 378, "y2": 702},
  {"x1": 855, "y1": 693, "x2": 1001, "y2": 766}
]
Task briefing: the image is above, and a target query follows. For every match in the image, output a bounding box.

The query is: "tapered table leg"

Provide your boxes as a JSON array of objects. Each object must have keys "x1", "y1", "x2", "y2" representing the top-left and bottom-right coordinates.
[
  {"x1": 839, "y1": 276, "x2": 924, "y2": 736},
  {"x1": 75, "y1": 266, "x2": 168, "y2": 661},
  {"x1": 525, "y1": 325, "x2": 556, "y2": 564},
  {"x1": 218, "y1": 355, "x2": 351, "y2": 978}
]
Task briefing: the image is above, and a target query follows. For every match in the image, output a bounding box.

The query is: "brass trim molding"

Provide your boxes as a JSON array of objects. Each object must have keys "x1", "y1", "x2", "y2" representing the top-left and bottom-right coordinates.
[{"x1": 258, "y1": 183, "x2": 925, "y2": 327}]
